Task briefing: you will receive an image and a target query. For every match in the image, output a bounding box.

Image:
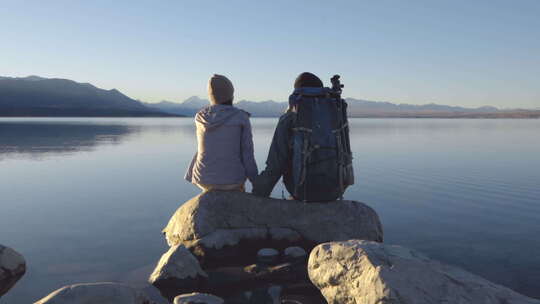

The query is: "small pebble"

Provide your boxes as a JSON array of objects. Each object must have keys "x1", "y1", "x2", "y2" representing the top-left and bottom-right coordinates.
[
  {"x1": 257, "y1": 248, "x2": 279, "y2": 264},
  {"x1": 284, "y1": 246, "x2": 307, "y2": 259}
]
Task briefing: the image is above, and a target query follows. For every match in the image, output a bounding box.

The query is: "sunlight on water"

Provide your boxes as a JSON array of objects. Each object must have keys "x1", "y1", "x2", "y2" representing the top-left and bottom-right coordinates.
[{"x1": 1, "y1": 117, "x2": 539, "y2": 302}]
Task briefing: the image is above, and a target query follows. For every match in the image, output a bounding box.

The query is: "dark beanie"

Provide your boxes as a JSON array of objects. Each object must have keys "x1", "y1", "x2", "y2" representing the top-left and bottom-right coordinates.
[{"x1": 294, "y1": 72, "x2": 323, "y2": 88}]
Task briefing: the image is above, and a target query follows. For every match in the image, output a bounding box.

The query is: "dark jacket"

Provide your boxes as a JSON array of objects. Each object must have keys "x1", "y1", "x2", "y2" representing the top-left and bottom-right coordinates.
[{"x1": 252, "y1": 110, "x2": 296, "y2": 197}]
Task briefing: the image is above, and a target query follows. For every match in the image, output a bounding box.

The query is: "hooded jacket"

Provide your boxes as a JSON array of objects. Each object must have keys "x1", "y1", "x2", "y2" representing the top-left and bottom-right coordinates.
[{"x1": 185, "y1": 104, "x2": 258, "y2": 185}]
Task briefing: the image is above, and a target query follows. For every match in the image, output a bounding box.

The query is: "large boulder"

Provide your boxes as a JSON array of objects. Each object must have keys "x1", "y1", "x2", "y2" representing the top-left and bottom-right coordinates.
[
  {"x1": 163, "y1": 191, "x2": 383, "y2": 267},
  {"x1": 149, "y1": 245, "x2": 208, "y2": 302},
  {"x1": 35, "y1": 282, "x2": 154, "y2": 304},
  {"x1": 308, "y1": 240, "x2": 540, "y2": 304},
  {"x1": 0, "y1": 244, "x2": 26, "y2": 298}
]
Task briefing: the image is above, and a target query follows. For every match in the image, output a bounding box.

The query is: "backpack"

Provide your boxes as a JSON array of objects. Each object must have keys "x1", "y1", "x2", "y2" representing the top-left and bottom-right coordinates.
[{"x1": 288, "y1": 83, "x2": 354, "y2": 202}]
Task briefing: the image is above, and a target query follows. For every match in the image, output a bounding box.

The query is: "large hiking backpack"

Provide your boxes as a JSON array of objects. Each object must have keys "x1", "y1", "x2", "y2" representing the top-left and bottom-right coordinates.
[{"x1": 288, "y1": 84, "x2": 354, "y2": 202}]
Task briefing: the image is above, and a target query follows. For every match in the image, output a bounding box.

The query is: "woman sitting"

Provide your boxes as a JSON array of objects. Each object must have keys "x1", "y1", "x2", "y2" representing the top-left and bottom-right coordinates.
[{"x1": 185, "y1": 74, "x2": 258, "y2": 192}]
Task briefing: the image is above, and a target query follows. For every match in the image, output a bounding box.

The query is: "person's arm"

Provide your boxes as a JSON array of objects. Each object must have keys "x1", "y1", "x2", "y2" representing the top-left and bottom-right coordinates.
[
  {"x1": 252, "y1": 111, "x2": 294, "y2": 197},
  {"x1": 184, "y1": 153, "x2": 197, "y2": 183},
  {"x1": 184, "y1": 115, "x2": 199, "y2": 183},
  {"x1": 241, "y1": 115, "x2": 258, "y2": 183}
]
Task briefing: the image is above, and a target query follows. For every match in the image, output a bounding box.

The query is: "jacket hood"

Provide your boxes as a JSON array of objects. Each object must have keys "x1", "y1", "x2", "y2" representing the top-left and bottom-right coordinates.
[{"x1": 195, "y1": 104, "x2": 245, "y2": 130}]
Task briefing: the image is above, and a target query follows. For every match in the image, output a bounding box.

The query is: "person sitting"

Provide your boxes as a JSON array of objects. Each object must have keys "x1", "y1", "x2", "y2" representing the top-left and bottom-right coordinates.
[
  {"x1": 252, "y1": 72, "x2": 353, "y2": 201},
  {"x1": 185, "y1": 74, "x2": 258, "y2": 192}
]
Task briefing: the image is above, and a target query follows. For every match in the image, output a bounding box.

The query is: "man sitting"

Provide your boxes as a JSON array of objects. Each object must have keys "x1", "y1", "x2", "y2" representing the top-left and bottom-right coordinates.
[{"x1": 253, "y1": 72, "x2": 353, "y2": 201}]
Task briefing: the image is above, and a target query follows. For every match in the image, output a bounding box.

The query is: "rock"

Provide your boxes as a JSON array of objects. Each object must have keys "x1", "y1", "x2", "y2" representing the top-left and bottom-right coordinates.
[
  {"x1": 34, "y1": 282, "x2": 154, "y2": 304},
  {"x1": 308, "y1": 240, "x2": 540, "y2": 304},
  {"x1": 281, "y1": 294, "x2": 327, "y2": 304},
  {"x1": 284, "y1": 246, "x2": 307, "y2": 261},
  {"x1": 280, "y1": 282, "x2": 327, "y2": 304},
  {"x1": 156, "y1": 192, "x2": 382, "y2": 301},
  {"x1": 149, "y1": 245, "x2": 208, "y2": 302},
  {"x1": 205, "y1": 261, "x2": 309, "y2": 297},
  {"x1": 0, "y1": 244, "x2": 26, "y2": 298},
  {"x1": 226, "y1": 285, "x2": 282, "y2": 304},
  {"x1": 163, "y1": 191, "x2": 383, "y2": 267},
  {"x1": 267, "y1": 285, "x2": 282, "y2": 304},
  {"x1": 174, "y1": 292, "x2": 224, "y2": 304},
  {"x1": 257, "y1": 248, "x2": 279, "y2": 264}
]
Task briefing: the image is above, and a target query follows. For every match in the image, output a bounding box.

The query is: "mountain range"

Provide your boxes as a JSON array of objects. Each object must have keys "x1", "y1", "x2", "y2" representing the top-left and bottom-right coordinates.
[
  {"x1": 1, "y1": 75, "x2": 539, "y2": 118},
  {"x1": 146, "y1": 97, "x2": 540, "y2": 118},
  {"x1": 145, "y1": 96, "x2": 289, "y2": 117},
  {"x1": 0, "y1": 76, "x2": 177, "y2": 117}
]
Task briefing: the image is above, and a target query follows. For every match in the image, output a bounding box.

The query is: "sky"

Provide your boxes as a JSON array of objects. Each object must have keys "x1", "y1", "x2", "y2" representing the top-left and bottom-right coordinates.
[{"x1": 1, "y1": 0, "x2": 539, "y2": 108}]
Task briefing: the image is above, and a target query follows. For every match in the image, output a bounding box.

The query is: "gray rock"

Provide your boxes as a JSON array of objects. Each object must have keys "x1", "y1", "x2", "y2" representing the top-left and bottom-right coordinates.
[
  {"x1": 308, "y1": 240, "x2": 540, "y2": 304},
  {"x1": 284, "y1": 246, "x2": 307, "y2": 259},
  {"x1": 174, "y1": 292, "x2": 224, "y2": 304},
  {"x1": 257, "y1": 248, "x2": 279, "y2": 264},
  {"x1": 149, "y1": 245, "x2": 208, "y2": 302},
  {"x1": 227, "y1": 285, "x2": 282, "y2": 304},
  {"x1": 163, "y1": 192, "x2": 383, "y2": 266},
  {"x1": 34, "y1": 282, "x2": 153, "y2": 304},
  {"x1": 205, "y1": 260, "x2": 309, "y2": 297},
  {"x1": 267, "y1": 285, "x2": 282, "y2": 304},
  {"x1": 0, "y1": 244, "x2": 26, "y2": 298}
]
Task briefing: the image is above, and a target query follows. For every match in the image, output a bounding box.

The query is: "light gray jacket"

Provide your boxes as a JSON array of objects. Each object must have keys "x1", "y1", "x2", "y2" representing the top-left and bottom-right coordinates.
[{"x1": 185, "y1": 104, "x2": 258, "y2": 185}]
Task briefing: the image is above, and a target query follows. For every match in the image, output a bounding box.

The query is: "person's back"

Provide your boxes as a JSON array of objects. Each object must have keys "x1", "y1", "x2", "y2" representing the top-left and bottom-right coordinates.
[
  {"x1": 252, "y1": 72, "x2": 353, "y2": 201},
  {"x1": 185, "y1": 74, "x2": 258, "y2": 191}
]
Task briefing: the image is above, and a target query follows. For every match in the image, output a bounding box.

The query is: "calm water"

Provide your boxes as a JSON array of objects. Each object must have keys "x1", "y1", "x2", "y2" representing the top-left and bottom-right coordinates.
[{"x1": 1, "y1": 117, "x2": 539, "y2": 303}]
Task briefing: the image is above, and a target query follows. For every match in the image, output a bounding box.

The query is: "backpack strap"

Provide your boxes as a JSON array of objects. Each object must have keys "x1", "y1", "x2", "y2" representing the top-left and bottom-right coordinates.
[{"x1": 290, "y1": 122, "x2": 312, "y2": 200}]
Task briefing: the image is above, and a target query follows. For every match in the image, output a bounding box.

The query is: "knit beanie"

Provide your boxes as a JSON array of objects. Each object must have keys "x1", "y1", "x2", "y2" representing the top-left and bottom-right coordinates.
[
  {"x1": 294, "y1": 72, "x2": 323, "y2": 88},
  {"x1": 208, "y1": 74, "x2": 234, "y2": 105}
]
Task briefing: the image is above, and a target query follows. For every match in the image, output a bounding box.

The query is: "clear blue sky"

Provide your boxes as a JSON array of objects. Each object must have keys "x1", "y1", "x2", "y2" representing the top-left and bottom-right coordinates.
[{"x1": 2, "y1": 0, "x2": 539, "y2": 108}]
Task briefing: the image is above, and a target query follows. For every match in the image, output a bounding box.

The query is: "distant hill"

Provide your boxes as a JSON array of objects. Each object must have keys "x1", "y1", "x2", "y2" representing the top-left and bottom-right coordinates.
[
  {"x1": 0, "y1": 76, "x2": 179, "y2": 117},
  {"x1": 146, "y1": 97, "x2": 540, "y2": 118},
  {"x1": 145, "y1": 97, "x2": 288, "y2": 117},
  {"x1": 146, "y1": 96, "x2": 209, "y2": 117},
  {"x1": 342, "y1": 98, "x2": 532, "y2": 118}
]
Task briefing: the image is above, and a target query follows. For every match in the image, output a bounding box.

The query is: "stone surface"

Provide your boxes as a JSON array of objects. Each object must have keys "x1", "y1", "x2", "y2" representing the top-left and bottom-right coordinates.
[
  {"x1": 308, "y1": 240, "x2": 540, "y2": 304},
  {"x1": 34, "y1": 282, "x2": 153, "y2": 304},
  {"x1": 206, "y1": 261, "x2": 309, "y2": 296},
  {"x1": 174, "y1": 292, "x2": 224, "y2": 304},
  {"x1": 0, "y1": 244, "x2": 26, "y2": 298},
  {"x1": 163, "y1": 191, "x2": 383, "y2": 266},
  {"x1": 267, "y1": 285, "x2": 282, "y2": 304},
  {"x1": 257, "y1": 248, "x2": 279, "y2": 264},
  {"x1": 280, "y1": 282, "x2": 327, "y2": 304},
  {"x1": 149, "y1": 245, "x2": 208, "y2": 302},
  {"x1": 226, "y1": 285, "x2": 282, "y2": 304},
  {"x1": 284, "y1": 246, "x2": 307, "y2": 260}
]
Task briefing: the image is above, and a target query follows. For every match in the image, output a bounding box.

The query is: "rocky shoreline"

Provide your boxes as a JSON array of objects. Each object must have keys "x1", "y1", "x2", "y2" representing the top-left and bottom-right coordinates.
[{"x1": 2, "y1": 191, "x2": 539, "y2": 303}]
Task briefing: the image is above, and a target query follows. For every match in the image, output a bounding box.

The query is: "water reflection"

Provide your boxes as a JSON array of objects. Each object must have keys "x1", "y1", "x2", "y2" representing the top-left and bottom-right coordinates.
[
  {"x1": 0, "y1": 121, "x2": 137, "y2": 160},
  {"x1": 0, "y1": 118, "x2": 199, "y2": 161}
]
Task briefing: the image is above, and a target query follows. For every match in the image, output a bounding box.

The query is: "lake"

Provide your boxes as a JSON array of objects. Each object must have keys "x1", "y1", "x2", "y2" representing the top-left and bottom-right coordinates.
[{"x1": 1, "y1": 117, "x2": 539, "y2": 303}]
